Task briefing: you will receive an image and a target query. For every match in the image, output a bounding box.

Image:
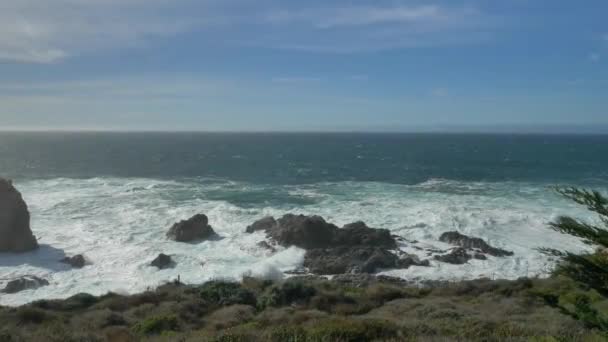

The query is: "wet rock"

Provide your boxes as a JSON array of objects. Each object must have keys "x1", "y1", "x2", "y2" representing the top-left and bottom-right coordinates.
[
  {"x1": 1, "y1": 275, "x2": 49, "y2": 294},
  {"x1": 304, "y1": 247, "x2": 400, "y2": 275},
  {"x1": 337, "y1": 221, "x2": 397, "y2": 249},
  {"x1": 61, "y1": 254, "x2": 86, "y2": 268},
  {"x1": 256, "y1": 241, "x2": 277, "y2": 253},
  {"x1": 271, "y1": 214, "x2": 338, "y2": 249},
  {"x1": 474, "y1": 253, "x2": 487, "y2": 260},
  {"x1": 439, "y1": 231, "x2": 513, "y2": 257},
  {"x1": 434, "y1": 248, "x2": 472, "y2": 265},
  {"x1": 249, "y1": 214, "x2": 398, "y2": 250},
  {"x1": 246, "y1": 216, "x2": 277, "y2": 233},
  {"x1": 397, "y1": 253, "x2": 431, "y2": 268},
  {"x1": 0, "y1": 178, "x2": 38, "y2": 252},
  {"x1": 150, "y1": 253, "x2": 174, "y2": 269},
  {"x1": 167, "y1": 214, "x2": 217, "y2": 242}
]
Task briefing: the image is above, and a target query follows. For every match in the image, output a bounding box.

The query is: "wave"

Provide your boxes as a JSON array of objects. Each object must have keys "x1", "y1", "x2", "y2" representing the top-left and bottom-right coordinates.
[{"x1": 0, "y1": 176, "x2": 599, "y2": 306}]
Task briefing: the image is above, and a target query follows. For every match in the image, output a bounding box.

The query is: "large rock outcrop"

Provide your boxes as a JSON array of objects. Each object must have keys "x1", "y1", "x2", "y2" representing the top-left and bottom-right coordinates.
[
  {"x1": 439, "y1": 231, "x2": 513, "y2": 257},
  {"x1": 247, "y1": 214, "x2": 427, "y2": 274},
  {"x1": 0, "y1": 178, "x2": 38, "y2": 253},
  {"x1": 167, "y1": 214, "x2": 217, "y2": 242}
]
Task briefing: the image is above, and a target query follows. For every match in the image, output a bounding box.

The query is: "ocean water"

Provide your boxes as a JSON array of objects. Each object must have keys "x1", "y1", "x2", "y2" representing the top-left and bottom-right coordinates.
[{"x1": 1, "y1": 132, "x2": 607, "y2": 306}]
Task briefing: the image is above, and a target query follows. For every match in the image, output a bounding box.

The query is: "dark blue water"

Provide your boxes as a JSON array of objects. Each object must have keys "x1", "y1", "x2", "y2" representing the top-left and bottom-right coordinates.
[{"x1": 1, "y1": 132, "x2": 607, "y2": 186}]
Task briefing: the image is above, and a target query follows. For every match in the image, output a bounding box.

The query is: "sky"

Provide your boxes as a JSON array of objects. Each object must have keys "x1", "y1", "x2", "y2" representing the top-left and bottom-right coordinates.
[{"x1": 0, "y1": 0, "x2": 607, "y2": 132}]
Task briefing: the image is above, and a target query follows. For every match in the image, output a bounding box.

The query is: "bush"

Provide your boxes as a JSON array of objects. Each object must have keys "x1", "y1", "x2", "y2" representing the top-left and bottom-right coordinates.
[
  {"x1": 132, "y1": 314, "x2": 179, "y2": 335},
  {"x1": 259, "y1": 281, "x2": 316, "y2": 308},
  {"x1": 16, "y1": 307, "x2": 49, "y2": 324},
  {"x1": 307, "y1": 318, "x2": 399, "y2": 341},
  {"x1": 199, "y1": 281, "x2": 256, "y2": 306}
]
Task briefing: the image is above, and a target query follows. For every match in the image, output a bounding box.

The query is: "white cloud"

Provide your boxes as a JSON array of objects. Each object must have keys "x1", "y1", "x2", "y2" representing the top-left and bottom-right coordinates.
[
  {"x1": 0, "y1": 0, "x2": 204, "y2": 63},
  {"x1": 0, "y1": 1, "x2": 495, "y2": 63},
  {"x1": 254, "y1": 4, "x2": 493, "y2": 52}
]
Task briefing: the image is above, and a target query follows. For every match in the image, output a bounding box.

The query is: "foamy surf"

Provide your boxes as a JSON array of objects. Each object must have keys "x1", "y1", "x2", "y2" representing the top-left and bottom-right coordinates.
[{"x1": 0, "y1": 177, "x2": 600, "y2": 306}]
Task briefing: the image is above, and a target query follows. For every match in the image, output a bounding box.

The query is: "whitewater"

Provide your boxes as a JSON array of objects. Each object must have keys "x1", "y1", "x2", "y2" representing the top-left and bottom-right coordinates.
[{"x1": 0, "y1": 176, "x2": 600, "y2": 306}]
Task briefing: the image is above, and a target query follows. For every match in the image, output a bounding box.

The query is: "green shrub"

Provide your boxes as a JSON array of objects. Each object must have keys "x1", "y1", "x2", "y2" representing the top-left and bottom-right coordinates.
[
  {"x1": 132, "y1": 314, "x2": 179, "y2": 335},
  {"x1": 16, "y1": 307, "x2": 49, "y2": 324},
  {"x1": 308, "y1": 318, "x2": 399, "y2": 341},
  {"x1": 259, "y1": 281, "x2": 316, "y2": 308},
  {"x1": 199, "y1": 281, "x2": 256, "y2": 306}
]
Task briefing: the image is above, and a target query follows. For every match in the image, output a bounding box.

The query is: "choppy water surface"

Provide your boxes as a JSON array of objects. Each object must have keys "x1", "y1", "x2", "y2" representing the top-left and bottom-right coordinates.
[{"x1": 1, "y1": 133, "x2": 607, "y2": 305}]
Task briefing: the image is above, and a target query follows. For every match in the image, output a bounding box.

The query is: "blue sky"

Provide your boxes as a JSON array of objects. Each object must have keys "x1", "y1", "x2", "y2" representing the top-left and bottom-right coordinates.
[{"x1": 0, "y1": 0, "x2": 607, "y2": 131}]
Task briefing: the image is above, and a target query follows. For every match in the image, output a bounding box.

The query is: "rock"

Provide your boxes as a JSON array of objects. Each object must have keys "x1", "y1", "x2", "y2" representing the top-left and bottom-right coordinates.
[
  {"x1": 0, "y1": 178, "x2": 38, "y2": 252},
  {"x1": 434, "y1": 248, "x2": 472, "y2": 265},
  {"x1": 167, "y1": 214, "x2": 217, "y2": 242},
  {"x1": 336, "y1": 221, "x2": 397, "y2": 249},
  {"x1": 246, "y1": 216, "x2": 277, "y2": 233},
  {"x1": 1, "y1": 275, "x2": 49, "y2": 294},
  {"x1": 397, "y1": 254, "x2": 431, "y2": 268},
  {"x1": 256, "y1": 241, "x2": 277, "y2": 253},
  {"x1": 304, "y1": 247, "x2": 400, "y2": 275},
  {"x1": 249, "y1": 214, "x2": 399, "y2": 250},
  {"x1": 270, "y1": 214, "x2": 337, "y2": 249},
  {"x1": 61, "y1": 254, "x2": 86, "y2": 268},
  {"x1": 150, "y1": 253, "x2": 174, "y2": 269},
  {"x1": 439, "y1": 231, "x2": 513, "y2": 257},
  {"x1": 474, "y1": 253, "x2": 487, "y2": 260}
]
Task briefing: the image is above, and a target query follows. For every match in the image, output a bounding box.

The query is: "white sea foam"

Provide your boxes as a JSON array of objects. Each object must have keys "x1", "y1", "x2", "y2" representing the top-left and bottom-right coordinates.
[{"x1": 0, "y1": 177, "x2": 601, "y2": 306}]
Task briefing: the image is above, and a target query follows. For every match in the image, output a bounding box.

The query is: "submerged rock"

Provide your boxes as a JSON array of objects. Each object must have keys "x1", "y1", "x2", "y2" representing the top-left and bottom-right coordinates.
[
  {"x1": 397, "y1": 253, "x2": 431, "y2": 268},
  {"x1": 434, "y1": 248, "x2": 472, "y2": 265},
  {"x1": 1, "y1": 275, "x2": 49, "y2": 294},
  {"x1": 0, "y1": 178, "x2": 38, "y2": 253},
  {"x1": 167, "y1": 214, "x2": 217, "y2": 242},
  {"x1": 439, "y1": 231, "x2": 513, "y2": 257},
  {"x1": 150, "y1": 253, "x2": 174, "y2": 269},
  {"x1": 61, "y1": 254, "x2": 86, "y2": 268}
]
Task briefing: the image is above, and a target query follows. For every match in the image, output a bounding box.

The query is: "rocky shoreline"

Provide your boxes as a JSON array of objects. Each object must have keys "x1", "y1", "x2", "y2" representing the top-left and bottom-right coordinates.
[{"x1": 1, "y1": 177, "x2": 515, "y2": 295}]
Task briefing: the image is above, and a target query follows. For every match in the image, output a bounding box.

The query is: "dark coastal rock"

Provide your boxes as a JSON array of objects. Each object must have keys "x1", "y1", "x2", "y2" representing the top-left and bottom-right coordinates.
[
  {"x1": 434, "y1": 248, "x2": 472, "y2": 265},
  {"x1": 0, "y1": 178, "x2": 38, "y2": 252},
  {"x1": 248, "y1": 214, "x2": 399, "y2": 250},
  {"x1": 439, "y1": 231, "x2": 513, "y2": 257},
  {"x1": 247, "y1": 215, "x2": 406, "y2": 274},
  {"x1": 337, "y1": 221, "x2": 397, "y2": 249},
  {"x1": 61, "y1": 254, "x2": 86, "y2": 268},
  {"x1": 1, "y1": 275, "x2": 49, "y2": 294},
  {"x1": 246, "y1": 216, "x2": 277, "y2": 233},
  {"x1": 167, "y1": 214, "x2": 217, "y2": 242},
  {"x1": 397, "y1": 253, "x2": 431, "y2": 268},
  {"x1": 150, "y1": 253, "x2": 174, "y2": 269},
  {"x1": 256, "y1": 241, "x2": 277, "y2": 253},
  {"x1": 304, "y1": 247, "x2": 400, "y2": 275},
  {"x1": 271, "y1": 214, "x2": 338, "y2": 249}
]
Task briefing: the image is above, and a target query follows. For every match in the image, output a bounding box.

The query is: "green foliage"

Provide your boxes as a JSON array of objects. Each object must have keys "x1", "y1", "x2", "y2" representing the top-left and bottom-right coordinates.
[
  {"x1": 542, "y1": 187, "x2": 608, "y2": 333},
  {"x1": 199, "y1": 281, "x2": 256, "y2": 306},
  {"x1": 16, "y1": 307, "x2": 49, "y2": 324},
  {"x1": 544, "y1": 188, "x2": 608, "y2": 296},
  {"x1": 307, "y1": 318, "x2": 398, "y2": 341},
  {"x1": 132, "y1": 314, "x2": 178, "y2": 335},
  {"x1": 259, "y1": 281, "x2": 316, "y2": 308}
]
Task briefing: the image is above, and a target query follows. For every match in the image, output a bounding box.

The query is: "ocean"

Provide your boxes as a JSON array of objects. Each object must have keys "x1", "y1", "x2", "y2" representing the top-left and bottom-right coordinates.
[{"x1": 1, "y1": 132, "x2": 607, "y2": 305}]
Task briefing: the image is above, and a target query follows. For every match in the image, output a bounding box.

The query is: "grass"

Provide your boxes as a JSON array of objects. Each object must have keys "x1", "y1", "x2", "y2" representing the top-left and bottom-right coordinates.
[{"x1": 0, "y1": 276, "x2": 606, "y2": 341}]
